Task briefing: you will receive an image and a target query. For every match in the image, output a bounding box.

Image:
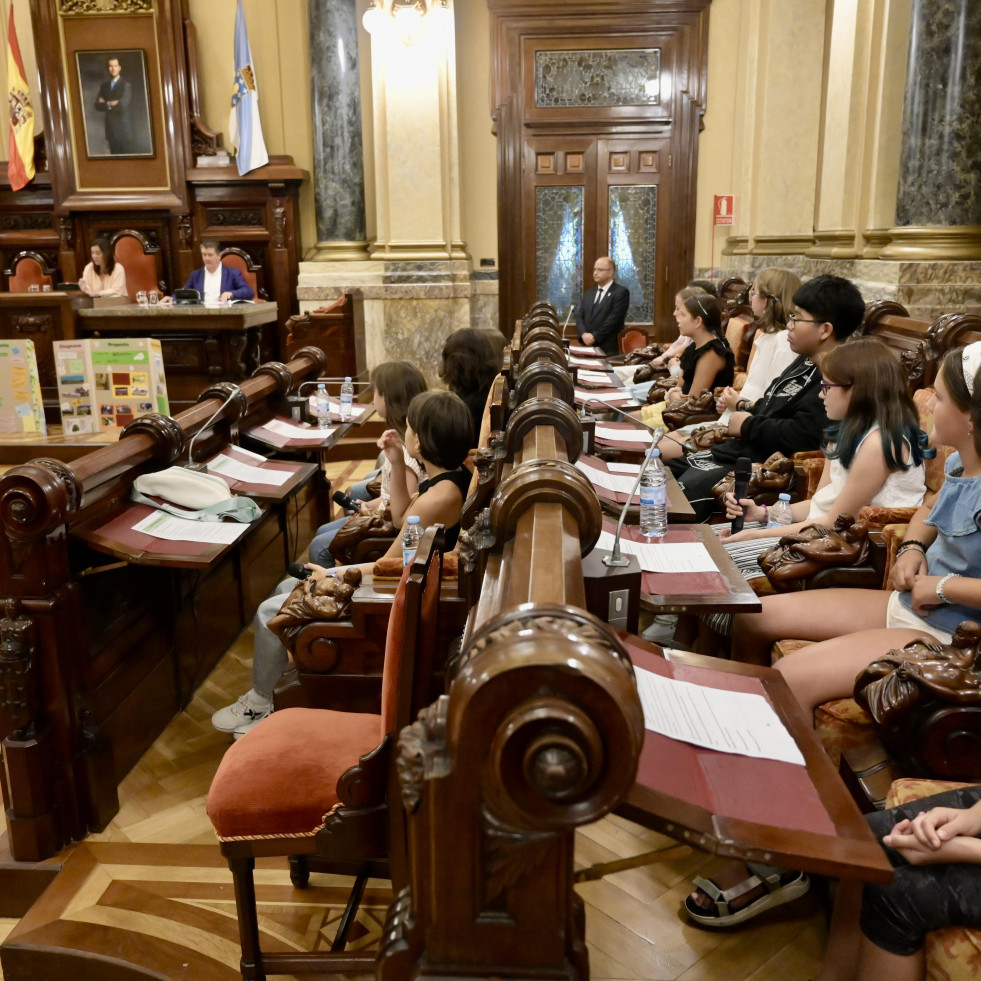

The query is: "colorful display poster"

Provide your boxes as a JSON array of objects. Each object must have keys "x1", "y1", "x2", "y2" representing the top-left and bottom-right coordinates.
[
  {"x1": 54, "y1": 337, "x2": 169, "y2": 433},
  {"x1": 0, "y1": 338, "x2": 46, "y2": 435}
]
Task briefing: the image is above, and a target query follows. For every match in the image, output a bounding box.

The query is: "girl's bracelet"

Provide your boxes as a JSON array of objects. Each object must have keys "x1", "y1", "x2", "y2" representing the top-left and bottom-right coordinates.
[
  {"x1": 936, "y1": 573, "x2": 961, "y2": 605},
  {"x1": 896, "y1": 540, "x2": 927, "y2": 558},
  {"x1": 760, "y1": 504, "x2": 769, "y2": 524}
]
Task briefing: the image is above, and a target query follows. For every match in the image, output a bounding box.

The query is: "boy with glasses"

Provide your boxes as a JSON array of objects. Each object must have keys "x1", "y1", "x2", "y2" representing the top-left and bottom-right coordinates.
[{"x1": 668, "y1": 274, "x2": 866, "y2": 521}]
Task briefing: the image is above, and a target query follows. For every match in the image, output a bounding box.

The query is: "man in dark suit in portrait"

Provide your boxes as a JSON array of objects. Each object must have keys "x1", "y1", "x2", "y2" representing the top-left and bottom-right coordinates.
[
  {"x1": 94, "y1": 56, "x2": 134, "y2": 155},
  {"x1": 576, "y1": 256, "x2": 630, "y2": 356}
]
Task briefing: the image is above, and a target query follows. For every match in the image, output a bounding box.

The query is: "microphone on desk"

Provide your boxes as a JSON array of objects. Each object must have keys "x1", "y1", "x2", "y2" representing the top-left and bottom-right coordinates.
[
  {"x1": 562, "y1": 303, "x2": 577, "y2": 341},
  {"x1": 729, "y1": 456, "x2": 753, "y2": 534},
  {"x1": 602, "y1": 427, "x2": 666, "y2": 568},
  {"x1": 578, "y1": 397, "x2": 684, "y2": 455},
  {"x1": 186, "y1": 384, "x2": 244, "y2": 472}
]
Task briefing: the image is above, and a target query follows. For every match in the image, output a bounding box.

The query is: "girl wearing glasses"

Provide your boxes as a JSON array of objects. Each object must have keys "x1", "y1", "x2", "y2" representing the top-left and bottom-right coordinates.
[
  {"x1": 641, "y1": 288, "x2": 734, "y2": 426},
  {"x1": 721, "y1": 337, "x2": 926, "y2": 571}
]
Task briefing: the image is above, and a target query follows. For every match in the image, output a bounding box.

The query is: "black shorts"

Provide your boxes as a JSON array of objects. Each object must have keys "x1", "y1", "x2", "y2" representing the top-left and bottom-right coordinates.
[{"x1": 861, "y1": 785, "x2": 981, "y2": 956}]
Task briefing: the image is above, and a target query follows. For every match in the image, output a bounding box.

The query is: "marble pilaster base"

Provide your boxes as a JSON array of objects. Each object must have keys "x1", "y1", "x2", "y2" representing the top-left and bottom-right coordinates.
[
  {"x1": 694, "y1": 256, "x2": 981, "y2": 324},
  {"x1": 297, "y1": 260, "x2": 499, "y2": 382}
]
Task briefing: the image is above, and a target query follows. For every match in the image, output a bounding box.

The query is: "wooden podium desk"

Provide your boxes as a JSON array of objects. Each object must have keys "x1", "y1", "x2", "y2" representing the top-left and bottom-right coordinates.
[
  {"x1": 580, "y1": 453, "x2": 695, "y2": 521},
  {"x1": 600, "y1": 520, "x2": 762, "y2": 616},
  {"x1": 620, "y1": 635, "x2": 892, "y2": 883},
  {"x1": 77, "y1": 302, "x2": 278, "y2": 413}
]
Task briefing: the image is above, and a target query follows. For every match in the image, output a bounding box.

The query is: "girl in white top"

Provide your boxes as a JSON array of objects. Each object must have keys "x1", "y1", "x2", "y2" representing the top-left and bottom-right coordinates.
[
  {"x1": 715, "y1": 267, "x2": 802, "y2": 421},
  {"x1": 722, "y1": 336, "x2": 927, "y2": 563},
  {"x1": 79, "y1": 236, "x2": 127, "y2": 297}
]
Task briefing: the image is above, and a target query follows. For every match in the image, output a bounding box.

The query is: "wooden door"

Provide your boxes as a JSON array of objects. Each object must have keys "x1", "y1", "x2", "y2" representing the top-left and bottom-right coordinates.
[
  {"x1": 491, "y1": 0, "x2": 711, "y2": 340},
  {"x1": 524, "y1": 135, "x2": 670, "y2": 331}
]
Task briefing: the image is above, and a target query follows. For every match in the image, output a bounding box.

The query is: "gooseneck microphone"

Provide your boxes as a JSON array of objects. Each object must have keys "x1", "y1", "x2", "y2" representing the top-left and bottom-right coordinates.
[
  {"x1": 186, "y1": 384, "x2": 244, "y2": 472},
  {"x1": 602, "y1": 427, "x2": 666, "y2": 568},
  {"x1": 730, "y1": 456, "x2": 753, "y2": 534}
]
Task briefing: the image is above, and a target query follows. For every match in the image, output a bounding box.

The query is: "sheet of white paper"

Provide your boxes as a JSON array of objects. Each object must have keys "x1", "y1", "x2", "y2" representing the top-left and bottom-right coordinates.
[
  {"x1": 593, "y1": 530, "x2": 717, "y2": 573},
  {"x1": 227, "y1": 445, "x2": 268, "y2": 463},
  {"x1": 264, "y1": 418, "x2": 333, "y2": 440},
  {"x1": 207, "y1": 454, "x2": 291, "y2": 487},
  {"x1": 569, "y1": 345, "x2": 602, "y2": 356},
  {"x1": 594, "y1": 425, "x2": 652, "y2": 443},
  {"x1": 575, "y1": 389, "x2": 628, "y2": 403},
  {"x1": 575, "y1": 461, "x2": 637, "y2": 496},
  {"x1": 133, "y1": 511, "x2": 249, "y2": 545},
  {"x1": 569, "y1": 357, "x2": 607, "y2": 369},
  {"x1": 607, "y1": 462, "x2": 642, "y2": 474},
  {"x1": 577, "y1": 369, "x2": 614, "y2": 384},
  {"x1": 633, "y1": 666, "x2": 805, "y2": 766}
]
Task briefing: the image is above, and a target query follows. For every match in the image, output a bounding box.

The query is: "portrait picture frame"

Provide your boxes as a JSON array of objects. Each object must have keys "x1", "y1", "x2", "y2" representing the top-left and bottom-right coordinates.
[
  {"x1": 34, "y1": 0, "x2": 188, "y2": 211},
  {"x1": 75, "y1": 49, "x2": 155, "y2": 159}
]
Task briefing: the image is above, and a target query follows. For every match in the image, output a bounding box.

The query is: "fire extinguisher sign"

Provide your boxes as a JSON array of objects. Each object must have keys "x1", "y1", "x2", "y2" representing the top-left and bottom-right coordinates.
[{"x1": 714, "y1": 195, "x2": 734, "y2": 226}]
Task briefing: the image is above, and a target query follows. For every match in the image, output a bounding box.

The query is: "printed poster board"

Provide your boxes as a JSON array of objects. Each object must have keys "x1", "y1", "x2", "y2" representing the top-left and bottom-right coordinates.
[
  {"x1": 54, "y1": 337, "x2": 169, "y2": 433},
  {"x1": 0, "y1": 339, "x2": 47, "y2": 436}
]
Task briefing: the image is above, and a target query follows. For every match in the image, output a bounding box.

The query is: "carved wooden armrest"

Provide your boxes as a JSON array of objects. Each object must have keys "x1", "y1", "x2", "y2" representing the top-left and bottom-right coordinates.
[{"x1": 337, "y1": 735, "x2": 392, "y2": 808}]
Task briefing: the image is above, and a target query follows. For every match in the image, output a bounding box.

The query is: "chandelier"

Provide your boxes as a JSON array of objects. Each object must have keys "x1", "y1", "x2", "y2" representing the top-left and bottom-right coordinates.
[{"x1": 362, "y1": 0, "x2": 449, "y2": 47}]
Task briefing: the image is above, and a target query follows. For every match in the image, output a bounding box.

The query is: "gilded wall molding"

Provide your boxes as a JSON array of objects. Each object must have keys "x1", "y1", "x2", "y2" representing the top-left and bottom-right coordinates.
[{"x1": 59, "y1": 0, "x2": 153, "y2": 13}]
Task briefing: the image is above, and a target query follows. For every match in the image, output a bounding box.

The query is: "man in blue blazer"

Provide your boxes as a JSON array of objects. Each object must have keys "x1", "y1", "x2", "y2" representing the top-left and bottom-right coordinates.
[
  {"x1": 576, "y1": 257, "x2": 630, "y2": 356},
  {"x1": 178, "y1": 240, "x2": 254, "y2": 302}
]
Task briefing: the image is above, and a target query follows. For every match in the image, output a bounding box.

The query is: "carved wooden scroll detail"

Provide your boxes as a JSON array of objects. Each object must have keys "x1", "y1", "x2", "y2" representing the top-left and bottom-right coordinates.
[{"x1": 0, "y1": 600, "x2": 39, "y2": 739}]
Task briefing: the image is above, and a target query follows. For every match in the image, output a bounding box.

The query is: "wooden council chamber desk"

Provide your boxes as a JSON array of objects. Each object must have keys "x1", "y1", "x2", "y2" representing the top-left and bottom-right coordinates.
[{"x1": 77, "y1": 302, "x2": 279, "y2": 414}]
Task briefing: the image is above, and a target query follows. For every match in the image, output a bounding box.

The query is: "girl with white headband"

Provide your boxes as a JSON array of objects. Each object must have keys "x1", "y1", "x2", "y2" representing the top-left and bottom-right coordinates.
[{"x1": 686, "y1": 342, "x2": 981, "y2": 933}]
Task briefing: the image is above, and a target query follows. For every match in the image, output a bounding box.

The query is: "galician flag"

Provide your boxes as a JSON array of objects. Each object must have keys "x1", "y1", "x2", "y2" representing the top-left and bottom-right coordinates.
[
  {"x1": 7, "y1": 0, "x2": 34, "y2": 191},
  {"x1": 228, "y1": 0, "x2": 268, "y2": 176}
]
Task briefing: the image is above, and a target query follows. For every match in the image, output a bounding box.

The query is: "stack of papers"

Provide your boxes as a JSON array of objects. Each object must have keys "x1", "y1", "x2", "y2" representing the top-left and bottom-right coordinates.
[
  {"x1": 133, "y1": 511, "x2": 249, "y2": 545},
  {"x1": 207, "y1": 452, "x2": 290, "y2": 488},
  {"x1": 634, "y1": 666, "x2": 805, "y2": 765},
  {"x1": 575, "y1": 460, "x2": 639, "y2": 496},
  {"x1": 593, "y1": 530, "x2": 716, "y2": 573},
  {"x1": 594, "y1": 426, "x2": 652, "y2": 443}
]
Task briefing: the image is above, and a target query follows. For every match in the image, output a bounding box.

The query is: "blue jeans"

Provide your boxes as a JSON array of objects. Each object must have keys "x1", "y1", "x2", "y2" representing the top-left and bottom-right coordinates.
[{"x1": 308, "y1": 516, "x2": 348, "y2": 568}]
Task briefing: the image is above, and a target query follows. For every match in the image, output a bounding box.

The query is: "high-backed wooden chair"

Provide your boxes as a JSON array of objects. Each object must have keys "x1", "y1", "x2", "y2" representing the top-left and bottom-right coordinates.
[
  {"x1": 221, "y1": 246, "x2": 267, "y2": 300},
  {"x1": 206, "y1": 525, "x2": 445, "y2": 979},
  {"x1": 618, "y1": 327, "x2": 649, "y2": 353},
  {"x1": 110, "y1": 229, "x2": 166, "y2": 300},
  {"x1": 5, "y1": 251, "x2": 54, "y2": 291}
]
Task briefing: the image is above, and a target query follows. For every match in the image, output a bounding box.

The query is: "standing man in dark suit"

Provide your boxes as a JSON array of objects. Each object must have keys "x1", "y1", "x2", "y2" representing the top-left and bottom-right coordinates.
[
  {"x1": 577, "y1": 257, "x2": 630, "y2": 356},
  {"x1": 94, "y1": 56, "x2": 133, "y2": 155}
]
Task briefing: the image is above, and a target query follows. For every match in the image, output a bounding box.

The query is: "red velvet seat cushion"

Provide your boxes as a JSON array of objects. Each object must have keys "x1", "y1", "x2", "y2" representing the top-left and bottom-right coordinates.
[{"x1": 207, "y1": 707, "x2": 381, "y2": 841}]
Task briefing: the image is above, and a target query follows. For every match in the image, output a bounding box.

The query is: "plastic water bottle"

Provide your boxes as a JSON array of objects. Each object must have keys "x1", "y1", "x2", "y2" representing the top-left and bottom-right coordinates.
[
  {"x1": 340, "y1": 376, "x2": 354, "y2": 422},
  {"x1": 639, "y1": 448, "x2": 668, "y2": 539},
  {"x1": 767, "y1": 493, "x2": 794, "y2": 529},
  {"x1": 402, "y1": 515, "x2": 423, "y2": 566},
  {"x1": 315, "y1": 383, "x2": 330, "y2": 429}
]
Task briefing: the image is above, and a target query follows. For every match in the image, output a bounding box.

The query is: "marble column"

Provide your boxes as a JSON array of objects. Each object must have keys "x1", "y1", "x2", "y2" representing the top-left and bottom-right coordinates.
[
  {"x1": 308, "y1": 0, "x2": 369, "y2": 260},
  {"x1": 882, "y1": 0, "x2": 981, "y2": 258}
]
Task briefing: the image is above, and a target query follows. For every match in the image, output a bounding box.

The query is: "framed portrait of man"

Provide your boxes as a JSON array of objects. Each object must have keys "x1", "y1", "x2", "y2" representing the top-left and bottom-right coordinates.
[{"x1": 76, "y1": 49, "x2": 154, "y2": 158}]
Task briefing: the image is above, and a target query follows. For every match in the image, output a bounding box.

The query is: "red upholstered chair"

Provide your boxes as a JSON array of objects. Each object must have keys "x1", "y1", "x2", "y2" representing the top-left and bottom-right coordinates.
[
  {"x1": 110, "y1": 229, "x2": 166, "y2": 300},
  {"x1": 207, "y1": 525, "x2": 445, "y2": 979},
  {"x1": 619, "y1": 327, "x2": 650, "y2": 353},
  {"x1": 6, "y1": 251, "x2": 54, "y2": 291},
  {"x1": 221, "y1": 247, "x2": 267, "y2": 300}
]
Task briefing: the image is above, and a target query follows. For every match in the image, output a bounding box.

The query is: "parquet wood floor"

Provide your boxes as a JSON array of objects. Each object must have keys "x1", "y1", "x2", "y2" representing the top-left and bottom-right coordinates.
[{"x1": 0, "y1": 454, "x2": 830, "y2": 980}]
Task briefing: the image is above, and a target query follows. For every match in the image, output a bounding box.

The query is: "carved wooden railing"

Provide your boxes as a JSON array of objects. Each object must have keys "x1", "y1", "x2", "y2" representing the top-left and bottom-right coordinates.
[
  {"x1": 0, "y1": 347, "x2": 326, "y2": 862},
  {"x1": 379, "y1": 311, "x2": 645, "y2": 981}
]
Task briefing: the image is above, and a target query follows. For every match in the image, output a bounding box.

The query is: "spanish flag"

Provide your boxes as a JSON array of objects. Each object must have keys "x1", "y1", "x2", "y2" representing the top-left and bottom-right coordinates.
[{"x1": 7, "y1": 1, "x2": 34, "y2": 191}]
